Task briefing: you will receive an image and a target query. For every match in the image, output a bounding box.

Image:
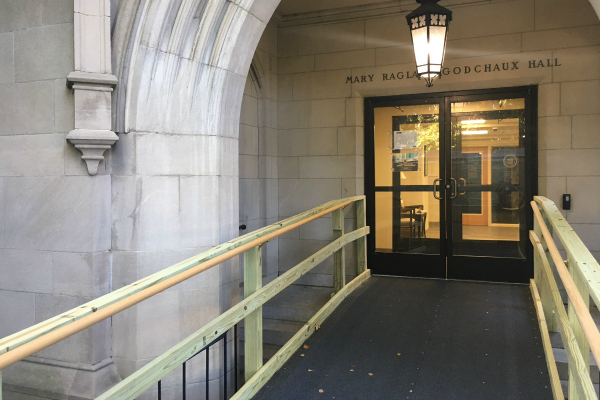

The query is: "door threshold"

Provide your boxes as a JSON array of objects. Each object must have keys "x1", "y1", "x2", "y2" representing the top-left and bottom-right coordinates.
[{"x1": 371, "y1": 273, "x2": 528, "y2": 286}]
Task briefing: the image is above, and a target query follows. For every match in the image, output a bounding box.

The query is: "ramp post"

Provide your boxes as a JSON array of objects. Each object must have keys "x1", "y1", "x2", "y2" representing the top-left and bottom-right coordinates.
[
  {"x1": 333, "y1": 208, "x2": 346, "y2": 293},
  {"x1": 356, "y1": 198, "x2": 367, "y2": 275},
  {"x1": 244, "y1": 245, "x2": 263, "y2": 381}
]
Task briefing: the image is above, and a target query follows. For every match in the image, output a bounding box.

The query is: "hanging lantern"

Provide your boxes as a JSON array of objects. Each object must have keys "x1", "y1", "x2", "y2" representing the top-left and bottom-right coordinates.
[{"x1": 406, "y1": 0, "x2": 452, "y2": 87}]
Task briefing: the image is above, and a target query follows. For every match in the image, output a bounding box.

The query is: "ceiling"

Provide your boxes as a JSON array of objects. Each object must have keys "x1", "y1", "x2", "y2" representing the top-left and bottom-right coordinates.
[{"x1": 275, "y1": 0, "x2": 391, "y2": 16}]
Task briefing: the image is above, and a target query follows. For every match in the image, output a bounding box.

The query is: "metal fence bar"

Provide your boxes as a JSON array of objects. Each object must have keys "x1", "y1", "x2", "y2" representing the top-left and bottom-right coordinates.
[
  {"x1": 234, "y1": 325, "x2": 238, "y2": 392},
  {"x1": 206, "y1": 346, "x2": 209, "y2": 400},
  {"x1": 182, "y1": 361, "x2": 186, "y2": 400},
  {"x1": 224, "y1": 330, "x2": 228, "y2": 399}
]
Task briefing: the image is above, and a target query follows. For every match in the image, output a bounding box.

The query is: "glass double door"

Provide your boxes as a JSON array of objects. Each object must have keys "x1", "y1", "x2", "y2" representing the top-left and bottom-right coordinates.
[{"x1": 365, "y1": 87, "x2": 536, "y2": 283}]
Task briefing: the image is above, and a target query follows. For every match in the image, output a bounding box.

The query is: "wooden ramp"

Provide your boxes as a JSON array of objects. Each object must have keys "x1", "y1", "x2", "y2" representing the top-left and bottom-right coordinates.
[{"x1": 255, "y1": 276, "x2": 552, "y2": 400}]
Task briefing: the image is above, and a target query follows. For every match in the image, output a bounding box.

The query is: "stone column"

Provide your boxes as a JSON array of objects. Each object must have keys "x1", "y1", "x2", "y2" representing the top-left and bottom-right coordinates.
[{"x1": 0, "y1": 0, "x2": 121, "y2": 398}]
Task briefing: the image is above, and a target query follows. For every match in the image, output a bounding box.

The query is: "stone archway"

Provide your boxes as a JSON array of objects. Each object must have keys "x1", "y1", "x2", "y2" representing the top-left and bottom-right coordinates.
[
  {"x1": 106, "y1": 0, "x2": 281, "y2": 391},
  {"x1": 106, "y1": 0, "x2": 600, "y2": 391}
]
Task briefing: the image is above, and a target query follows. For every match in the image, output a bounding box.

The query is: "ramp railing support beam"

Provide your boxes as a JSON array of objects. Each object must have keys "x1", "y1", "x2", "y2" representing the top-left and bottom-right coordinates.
[
  {"x1": 333, "y1": 208, "x2": 346, "y2": 293},
  {"x1": 244, "y1": 245, "x2": 263, "y2": 381}
]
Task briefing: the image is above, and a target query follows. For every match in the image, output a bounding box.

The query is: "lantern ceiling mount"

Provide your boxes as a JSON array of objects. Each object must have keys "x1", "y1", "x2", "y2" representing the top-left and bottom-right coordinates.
[{"x1": 406, "y1": 0, "x2": 453, "y2": 87}]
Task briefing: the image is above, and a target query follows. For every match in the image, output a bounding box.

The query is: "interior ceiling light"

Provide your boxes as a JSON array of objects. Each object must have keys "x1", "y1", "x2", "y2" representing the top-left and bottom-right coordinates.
[
  {"x1": 406, "y1": 0, "x2": 452, "y2": 88},
  {"x1": 461, "y1": 119, "x2": 486, "y2": 125},
  {"x1": 462, "y1": 130, "x2": 488, "y2": 135}
]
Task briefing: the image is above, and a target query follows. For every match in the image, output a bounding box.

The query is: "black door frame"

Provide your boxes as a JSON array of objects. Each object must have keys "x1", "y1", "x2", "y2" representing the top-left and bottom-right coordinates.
[{"x1": 364, "y1": 86, "x2": 538, "y2": 284}]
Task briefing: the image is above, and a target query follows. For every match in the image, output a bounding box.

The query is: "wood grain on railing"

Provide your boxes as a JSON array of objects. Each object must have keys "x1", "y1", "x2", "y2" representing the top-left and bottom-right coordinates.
[
  {"x1": 531, "y1": 201, "x2": 600, "y2": 366},
  {"x1": 530, "y1": 231, "x2": 596, "y2": 400},
  {"x1": 244, "y1": 245, "x2": 263, "y2": 381},
  {"x1": 332, "y1": 208, "x2": 346, "y2": 293},
  {"x1": 0, "y1": 197, "x2": 360, "y2": 370},
  {"x1": 534, "y1": 196, "x2": 600, "y2": 311},
  {"x1": 356, "y1": 198, "x2": 367, "y2": 275},
  {"x1": 0, "y1": 197, "x2": 361, "y2": 357},
  {"x1": 96, "y1": 226, "x2": 369, "y2": 399},
  {"x1": 529, "y1": 279, "x2": 564, "y2": 400}
]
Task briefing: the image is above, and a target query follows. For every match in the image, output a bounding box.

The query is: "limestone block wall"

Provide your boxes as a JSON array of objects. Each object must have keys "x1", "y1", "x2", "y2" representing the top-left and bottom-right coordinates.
[
  {"x1": 0, "y1": 1, "x2": 121, "y2": 398},
  {"x1": 273, "y1": 0, "x2": 600, "y2": 274},
  {"x1": 108, "y1": 0, "x2": 280, "y2": 397},
  {"x1": 240, "y1": 21, "x2": 279, "y2": 285}
]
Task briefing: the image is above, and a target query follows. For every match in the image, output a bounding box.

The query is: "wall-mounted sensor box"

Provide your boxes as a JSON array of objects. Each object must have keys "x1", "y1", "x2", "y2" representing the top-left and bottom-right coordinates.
[{"x1": 563, "y1": 194, "x2": 571, "y2": 211}]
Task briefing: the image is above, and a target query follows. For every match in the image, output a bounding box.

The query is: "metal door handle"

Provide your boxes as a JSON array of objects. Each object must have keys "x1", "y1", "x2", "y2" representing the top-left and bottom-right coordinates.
[
  {"x1": 458, "y1": 178, "x2": 466, "y2": 195},
  {"x1": 449, "y1": 178, "x2": 458, "y2": 199},
  {"x1": 433, "y1": 178, "x2": 443, "y2": 200}
]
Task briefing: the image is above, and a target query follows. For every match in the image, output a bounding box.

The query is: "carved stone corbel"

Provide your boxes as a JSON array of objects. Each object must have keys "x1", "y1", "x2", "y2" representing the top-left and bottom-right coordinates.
[
  {"x1": 67, "y1": 72, "x2": 118, "y2": 175},
  {"x1": 67, "y1": 0, "x2": 118, "y2": 176}
]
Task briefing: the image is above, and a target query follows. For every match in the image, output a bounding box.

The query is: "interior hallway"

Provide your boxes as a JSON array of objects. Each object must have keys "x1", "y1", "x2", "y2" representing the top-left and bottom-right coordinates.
[
  {"x1": 425, "y1": 223, "x2": 520, "y2": 241},
  {"x1": 256, "y1": 276, "x2": 551, "y2": 399}
]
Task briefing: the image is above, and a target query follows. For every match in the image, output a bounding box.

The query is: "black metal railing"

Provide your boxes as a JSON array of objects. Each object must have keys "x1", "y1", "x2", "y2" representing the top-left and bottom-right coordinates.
[{"x1": 157, "y1": 324, "x2": 238, "y2": 399}]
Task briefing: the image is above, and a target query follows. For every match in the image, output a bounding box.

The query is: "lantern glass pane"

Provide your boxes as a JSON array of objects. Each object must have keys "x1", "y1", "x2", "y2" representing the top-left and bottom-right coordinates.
[
  {"x1": 417, "y1": 65, "x2": 428, "y2": 74},
  {"x1": 411, "y1": 27, "x2": 429, "y2": 68},
  {"x1": 429, "y1": 26, "x2": 447, "y2": 65},
  {"x1": 431, "y1": 65, "x2": 441, "y2": 73}
]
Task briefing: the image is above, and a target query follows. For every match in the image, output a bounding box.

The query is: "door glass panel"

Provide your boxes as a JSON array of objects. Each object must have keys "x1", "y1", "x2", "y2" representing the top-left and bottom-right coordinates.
[
  {"x1": 450, "y1": 98, "x2": 526, "y2": 258},
  {"x1": 374, "y1": 104, "x2": 441, "y2": 255}
]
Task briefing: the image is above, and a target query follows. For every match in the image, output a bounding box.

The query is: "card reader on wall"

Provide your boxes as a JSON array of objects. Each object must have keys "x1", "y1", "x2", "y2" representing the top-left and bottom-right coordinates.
[{"x1": 563, "y1": 194, "x2": 571, "y2": 210}]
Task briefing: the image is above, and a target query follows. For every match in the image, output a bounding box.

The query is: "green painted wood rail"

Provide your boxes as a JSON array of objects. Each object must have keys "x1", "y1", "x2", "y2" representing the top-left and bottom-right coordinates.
[
  {"x1": 530, "y1": 196, "x2": 600, "y2": 400},
  {"x1": 0, "y1": 196, "x2": 370, "y2": 400}
]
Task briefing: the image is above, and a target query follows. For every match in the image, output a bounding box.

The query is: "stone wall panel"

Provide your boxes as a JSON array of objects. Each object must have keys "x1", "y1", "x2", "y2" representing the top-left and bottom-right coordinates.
[
  {"x1": 0, "y1": 249, "x2": 53, "y2": 294},
  {"x1": 566, "y1": 176, "x2": 600, "y2": 223},
  {"x1": 541, "y1": 149, "x2": 600, "y2": 177},
  {"x1": 5, "y1": 176, "x2": 111, "y2": 252},
  {"x1": 0, "y1": 134, "x2": 65, "y2": 177},
  {"x1": 279, "y1": 178, "x2": 341, "y2": 217},
  {"x1": 0, "y1": 32, "x2": 14, "y2": 84},
  {"x1": 278, "y1": 101, "x2": 310, "y2": 129},
  {"x1": 451, "y1": 0, "x2": 534, "y2": 40},
  {"x1": 0, "y1": 289, "x2": 35, "y2": 338},
  {"x1": 0, "y1": 81, "x2": 54, "y2": 135},
  {"x1": 523, "y1": 25, "x2": 600, "y2": 52},
  {"x1": 308, "y1": 128, "x2": 338, "y2": 156},
  {"x1": 0, "y1": 1, "x2": 42, "y2": 33},
  {"x1": 297, "y1": 20, "x2": 365, "y2": 55},
  {"x1": 535, "y1": 0, "x2": 599, "y2": 30},
  {"x1": 553, "y1": 46, "x2": 600, "y2": 82},
  {"x1": 315, "y1": 49, "x2": 376, "y2": 71},
  {"x1": 15, "y1": 23, "x2": 73, "y2": 83},
  {"x1": 538, "y1": 116, "x2": 572, "y2": 150},
  {"x1": 573, "y1": 114, "x2": 600, "y2": 148},
  {"x1": 53, "y1": 251, "x2": 110, "y2": 298},
  {"x1": 561, "y1": 80, "x2": 600, "y2": 115}
]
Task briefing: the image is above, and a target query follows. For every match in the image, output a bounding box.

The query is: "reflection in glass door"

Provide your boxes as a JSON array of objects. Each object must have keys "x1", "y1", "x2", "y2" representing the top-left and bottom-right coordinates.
[
  {"x1": 366, "y1": 87, "x2": 536, "y2": 283},
  {"x1": 446, "y1": 95, "x2": 533, "y2": 282},
  {"x1": 372, "y1": 99, "x2": 445, "y2": 278}
]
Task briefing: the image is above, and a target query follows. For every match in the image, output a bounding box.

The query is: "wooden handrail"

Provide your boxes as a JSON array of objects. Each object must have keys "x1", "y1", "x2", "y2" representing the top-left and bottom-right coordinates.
[
  {"x1": 530, "y1": 201, "x2": 600, "y2": 367},
  {"x1": 533, "y1": 196, "x2": 600, "y2": 310},
  {"x1": 0, "y1": 197, "x2": 359, "y2": 356},
  {"x1": 98, "y1": 227, "x2": 370, "y2": 399},
  {"x1": 0, "y1": 197, "x2": 358, "y2": 370},
  {"x1": 530, "y1": 232, "x2": 595, "y2": 399}
]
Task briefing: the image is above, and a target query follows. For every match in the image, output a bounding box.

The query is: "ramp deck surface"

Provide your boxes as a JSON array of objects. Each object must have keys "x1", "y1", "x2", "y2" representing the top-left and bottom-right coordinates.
[{"x1": 255, "y1": 276, "x2": 552, "y2": 399}]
